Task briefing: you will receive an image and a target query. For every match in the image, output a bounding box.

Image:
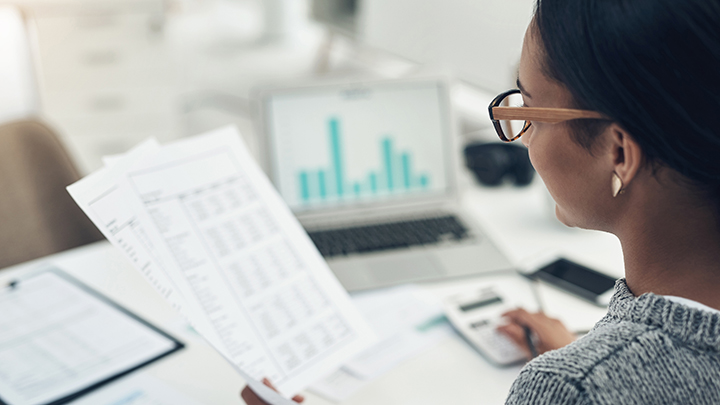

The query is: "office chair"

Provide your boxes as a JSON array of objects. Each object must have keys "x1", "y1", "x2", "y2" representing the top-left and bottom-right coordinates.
[{"x1": 0, "y1": 119, "x2": 103, "y2": 269}]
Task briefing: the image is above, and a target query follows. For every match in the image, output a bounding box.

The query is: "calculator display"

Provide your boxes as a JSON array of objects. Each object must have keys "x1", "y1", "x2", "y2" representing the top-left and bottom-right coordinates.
[{"x1": 459, "y1": 296, "x2": 503, "y2": 312}]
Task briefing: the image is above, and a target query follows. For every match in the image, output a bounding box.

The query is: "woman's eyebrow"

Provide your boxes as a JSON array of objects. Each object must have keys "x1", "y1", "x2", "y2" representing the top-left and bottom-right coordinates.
[{"x1": 516, "y1": 77, "x2": 532, "y2": 98}]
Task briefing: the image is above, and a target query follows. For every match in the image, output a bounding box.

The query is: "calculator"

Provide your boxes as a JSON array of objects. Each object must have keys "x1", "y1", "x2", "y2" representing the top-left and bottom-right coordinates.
[{"x1": 443, "y1": 287, "x2": 528, "y2": 366}]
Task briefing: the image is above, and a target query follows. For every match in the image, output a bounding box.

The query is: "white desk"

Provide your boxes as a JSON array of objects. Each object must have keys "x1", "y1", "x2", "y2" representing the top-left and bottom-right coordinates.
[{"x1": 0, "y1": 178, "x2": 622, "y2": 405}]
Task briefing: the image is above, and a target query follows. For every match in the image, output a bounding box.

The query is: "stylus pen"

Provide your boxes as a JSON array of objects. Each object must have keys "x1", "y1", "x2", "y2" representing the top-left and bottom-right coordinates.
[{"x1": 523, "y1": 325, "x2": 538, "y2": 359}]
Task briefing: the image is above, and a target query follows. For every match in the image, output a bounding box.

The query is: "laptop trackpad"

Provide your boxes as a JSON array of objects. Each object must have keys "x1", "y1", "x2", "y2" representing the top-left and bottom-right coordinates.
[{"x1": 365, "y1": 254, "x2": 444, "y2": 285}]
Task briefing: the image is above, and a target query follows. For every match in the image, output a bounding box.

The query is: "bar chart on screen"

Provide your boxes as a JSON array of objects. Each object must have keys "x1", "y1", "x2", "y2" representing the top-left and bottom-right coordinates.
[
  {"x1": 266, "y1": 82, "x2": 450, "y2": 210},
  {"x1": 296, "y1": 117, "x2": 431, "y2": 203}
]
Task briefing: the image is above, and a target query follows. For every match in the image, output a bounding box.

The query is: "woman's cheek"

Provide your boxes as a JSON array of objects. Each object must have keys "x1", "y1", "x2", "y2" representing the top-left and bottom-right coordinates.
[
  {"x1": 524, "y1": 127, "x2": 561, "y2": 203},
  {"x1": 523, "y1": 126, "x2": 545, "y2": 176}
]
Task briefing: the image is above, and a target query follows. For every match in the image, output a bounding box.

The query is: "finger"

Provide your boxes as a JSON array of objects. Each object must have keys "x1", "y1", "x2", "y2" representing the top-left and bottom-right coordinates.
[
  {"x1": 502, "y1": 309, "x2": 533, "y2": 329},
  {"x1": 501, "y1": 308, "x2": 531, "y2": 323},
  {"x1": 502, "y1": 308, "x2": 546, "y2": 331},
  {"x1": 241, "y1": 386, "x2": 264, "y2": 405},
  {"x1": 262, "y1": 378, "x2": 276, "y2": 390},
  {"x1": 497, "y1": 323, "x2": 532, "y2": 359},
  {"x1": 261, "y1": 378, "x2": 304, "y2": 403},
  {"x1": 497, "y1": 322, "x2": 527, "y2": 346},
  {"x1": 240, "y1": 386, "x2": 251, "y2": 401},
  {"x1": 502, "y1": 307, "x2": 527, "y2": 316}
]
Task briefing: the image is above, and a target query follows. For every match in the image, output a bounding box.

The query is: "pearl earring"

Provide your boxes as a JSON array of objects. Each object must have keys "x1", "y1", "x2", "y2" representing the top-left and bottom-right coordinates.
[{"x1": 611, "y1": 172, "x2": 624, "y2": 197}]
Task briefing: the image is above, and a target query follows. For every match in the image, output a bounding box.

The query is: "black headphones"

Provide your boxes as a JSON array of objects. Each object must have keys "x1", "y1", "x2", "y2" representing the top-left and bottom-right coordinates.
[{"x1": 463, "y1": 142, "x2": 535, "y2": 186}]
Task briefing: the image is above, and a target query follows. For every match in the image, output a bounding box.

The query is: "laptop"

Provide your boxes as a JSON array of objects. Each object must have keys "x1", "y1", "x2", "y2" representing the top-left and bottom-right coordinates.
[{"x1": 257, "y1": 78, "x2": 513, "y2": 291}]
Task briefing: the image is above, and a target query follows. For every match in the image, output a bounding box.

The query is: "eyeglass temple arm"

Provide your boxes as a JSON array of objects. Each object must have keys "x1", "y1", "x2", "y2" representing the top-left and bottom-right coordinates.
[{"x1": 492, "y1": 106, "x2": 607, "y2": 123}]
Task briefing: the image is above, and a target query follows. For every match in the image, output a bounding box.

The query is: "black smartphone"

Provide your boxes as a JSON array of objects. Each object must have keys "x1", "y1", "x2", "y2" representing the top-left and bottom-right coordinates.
[{"x1": 529, "y1": 258, "x2": 617, "y2": 306}]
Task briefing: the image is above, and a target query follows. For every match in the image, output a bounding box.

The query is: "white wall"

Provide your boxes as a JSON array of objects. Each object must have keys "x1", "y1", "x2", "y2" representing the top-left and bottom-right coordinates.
[
  {"x1": 0, "y1": 6, "x2": 37, "y2": 122},
  {"x1": 359, "y1": 0, "x2": 535, "y2": 92}
]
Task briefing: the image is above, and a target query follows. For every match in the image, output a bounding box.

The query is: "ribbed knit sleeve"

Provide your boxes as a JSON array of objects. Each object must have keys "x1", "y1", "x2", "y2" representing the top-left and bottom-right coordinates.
[
  {"x1": 505, "y1": 368, "x2": 587, "y2": 405},
  {"x1": 504, "y1": 279, "x2": 720, "y2": 405}
]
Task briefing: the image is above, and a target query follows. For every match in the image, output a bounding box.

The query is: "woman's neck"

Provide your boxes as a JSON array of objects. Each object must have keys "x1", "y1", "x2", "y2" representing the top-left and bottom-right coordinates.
[{"x1": 618, "y1": 205, "x2": 720, "y2": 310}]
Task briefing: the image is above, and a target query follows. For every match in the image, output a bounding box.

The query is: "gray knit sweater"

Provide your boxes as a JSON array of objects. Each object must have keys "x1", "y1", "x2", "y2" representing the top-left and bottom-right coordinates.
[{"x1": 505, "y1": 279, "x2": 720, "y2": 404}]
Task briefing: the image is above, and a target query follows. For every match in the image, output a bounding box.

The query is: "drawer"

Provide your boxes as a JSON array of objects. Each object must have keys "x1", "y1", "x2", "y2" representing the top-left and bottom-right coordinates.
[
  {"x1": 35, "y1": 35, "x2": 177, "y2": 91},
  {"x1": 61, "y1": 128, "x2": 175, "y2": 173},
  {"x1": 48, "y1": 109, "x2": 179, "y2": 172},
  {"x1": 32, "y1": 12, "x2": 163, "y2": 49},
  {"x1": 38, "y1": 58, "x2": 177, "y2": 92},
  {"x1": 36, "y1": 33, "x2": 172, "y2": 73},
  {"x1": 23, "y1": 0, "x2": 163, "y2": 19},
  {"x1": 41, "y1": 86, "x2": 176, "y2": 117},
  {"x1": 59, "y1": 115, "x2": 176, "y2": 137},
  {"x1": 37, "y1": 39, "x2": 172, "y2": 72}
]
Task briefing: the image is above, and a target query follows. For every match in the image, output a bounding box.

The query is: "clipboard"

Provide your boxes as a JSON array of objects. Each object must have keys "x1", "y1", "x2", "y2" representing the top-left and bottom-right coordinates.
[{"x1": 0, "y1": 268, "x2": 184, "y2": 405}]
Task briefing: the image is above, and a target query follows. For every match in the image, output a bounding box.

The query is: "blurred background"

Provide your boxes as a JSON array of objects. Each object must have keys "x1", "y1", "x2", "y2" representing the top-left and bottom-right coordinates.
[
  {"x1": 0, "y1": 0, "x2": 533, "y2": 173},
  {"x1": 0, "y1": 6, "x2": 629, "y2": 404}
]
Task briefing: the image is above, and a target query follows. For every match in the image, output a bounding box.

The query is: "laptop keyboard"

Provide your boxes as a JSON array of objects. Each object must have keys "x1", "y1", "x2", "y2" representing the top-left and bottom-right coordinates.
[{"x1": 307, "y1": 215, "x2": 471, "y2": 258}]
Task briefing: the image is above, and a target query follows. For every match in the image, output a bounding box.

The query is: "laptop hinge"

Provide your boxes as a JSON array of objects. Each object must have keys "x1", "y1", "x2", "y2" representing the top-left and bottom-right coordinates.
[{"x1": 297, "y1": 198, "x2": 458, "y2": 229}]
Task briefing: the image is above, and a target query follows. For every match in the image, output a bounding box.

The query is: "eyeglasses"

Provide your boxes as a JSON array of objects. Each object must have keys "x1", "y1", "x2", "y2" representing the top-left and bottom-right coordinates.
[{"x1": 488, "y1": 89, "x2": 608, "y2": 142}]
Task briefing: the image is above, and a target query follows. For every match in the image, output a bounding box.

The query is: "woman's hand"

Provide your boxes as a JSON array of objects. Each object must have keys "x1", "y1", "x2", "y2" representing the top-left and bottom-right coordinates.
[
  {"x1": 497, "y1": 308, "x2": 577, "y2": 359},
  {"x1": 240, "y1": 378, "x2": 304, "y2": 405}
]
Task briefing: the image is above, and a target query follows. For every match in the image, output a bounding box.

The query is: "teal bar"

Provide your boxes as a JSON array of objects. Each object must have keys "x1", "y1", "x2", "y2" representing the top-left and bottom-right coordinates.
[
  {"x1": 395, "y1": 156, "x2": 404, "y2": 191},
  {"x1": 369, "y1": 172, "x2": 378, "y2": 193},
  {"x1": 308, "y1": 171, "x2": 317, "y2": 200},
  {"x1": 353, "y1": 182, "x2": 361, "y2": 196},
  {"x1": 383, "y1": 138, "x2": 394, "y2": 190},
  {"x1": 329, "y1": 118, "x2": 344, "y2": 197},
  {"x1": 299, "y1": 171, "x2": 310, "y2": 202},
  {"x1": 419, "y1": 175, "x2": 429, "y2": 188},
  {"x1": 318, "y1": 170, "x2": 327, "y2": 198},
  {"x1": 401, "y1": 153, "x2": 411, "y2": 189}
]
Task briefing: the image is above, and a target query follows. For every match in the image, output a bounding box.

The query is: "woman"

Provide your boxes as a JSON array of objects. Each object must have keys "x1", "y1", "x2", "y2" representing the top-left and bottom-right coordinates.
[{"x1": 243, "y1": 0, "x2": 720, "y2": 403}]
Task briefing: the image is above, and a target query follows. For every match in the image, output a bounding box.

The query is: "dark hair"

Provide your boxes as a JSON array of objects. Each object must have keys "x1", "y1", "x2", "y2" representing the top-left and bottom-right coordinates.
[{"x1": 534, "y1": 0, "x2": 720, "y2": 212}]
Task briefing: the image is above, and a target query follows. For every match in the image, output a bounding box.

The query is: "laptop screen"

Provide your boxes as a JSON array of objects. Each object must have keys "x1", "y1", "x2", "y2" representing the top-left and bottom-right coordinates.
[{"x1": 264, "y1": 80, "x2": 453, "y2": 212}]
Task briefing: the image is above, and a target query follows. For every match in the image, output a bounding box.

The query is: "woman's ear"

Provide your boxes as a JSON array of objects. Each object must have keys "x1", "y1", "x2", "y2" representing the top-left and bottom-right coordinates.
[{"x1": 609, "y1": 124, "x2": 643, "y2": 188}]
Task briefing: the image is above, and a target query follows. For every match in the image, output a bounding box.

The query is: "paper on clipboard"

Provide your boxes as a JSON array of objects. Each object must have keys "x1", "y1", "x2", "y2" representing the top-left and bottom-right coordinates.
[
  {"x1": 67, "y1": 127, "x2": 375, "y2": 401},
  {"x1": 0, "y1": 270, "x2": 183, "y2": 405}
]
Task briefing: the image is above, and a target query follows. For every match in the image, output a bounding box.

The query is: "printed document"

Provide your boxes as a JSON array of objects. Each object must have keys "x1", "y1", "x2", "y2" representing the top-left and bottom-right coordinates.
[
  {"x1": 0, "y1": 270, "x2": 182, "y2": 405},
  {"x1": 67, "y1": 127, "x2": 375, "y2": 401}
]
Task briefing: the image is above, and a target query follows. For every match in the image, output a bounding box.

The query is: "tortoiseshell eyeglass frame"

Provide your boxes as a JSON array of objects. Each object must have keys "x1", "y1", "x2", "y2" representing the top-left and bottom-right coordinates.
[{"x1": 488, "y1": 89, "x2": 609, "y2": 142}]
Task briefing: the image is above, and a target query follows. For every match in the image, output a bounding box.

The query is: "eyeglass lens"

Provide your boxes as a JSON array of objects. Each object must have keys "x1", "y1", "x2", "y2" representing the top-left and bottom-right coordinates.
[{"x1": 496, "y1": 92, "x2": 528, "y2": 141}]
